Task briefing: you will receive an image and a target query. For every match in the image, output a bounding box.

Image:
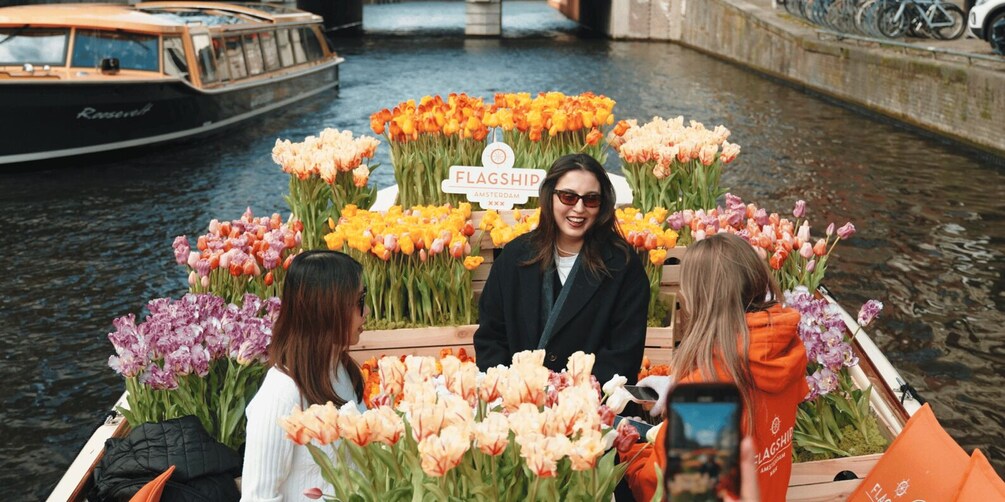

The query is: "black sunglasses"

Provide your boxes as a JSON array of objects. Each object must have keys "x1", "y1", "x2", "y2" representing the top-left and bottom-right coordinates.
[
  {"x1": 358, "y1": 285, "x2": 367, "y2": 316},
  {"x1": 554, "y1": 189, "x2": 602, "y2": 208}
]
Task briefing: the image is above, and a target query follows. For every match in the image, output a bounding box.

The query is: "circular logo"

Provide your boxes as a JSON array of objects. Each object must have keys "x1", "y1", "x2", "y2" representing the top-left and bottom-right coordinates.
[
  {"x1": 481, "y1": 142, "x2": 515, "y2": 169},
  {"x1": 895, "y1": 479, "x2": 910, "y2": 497},
  {"x1": 770, "y1": 416, "x2": 781, "y2": 435}
]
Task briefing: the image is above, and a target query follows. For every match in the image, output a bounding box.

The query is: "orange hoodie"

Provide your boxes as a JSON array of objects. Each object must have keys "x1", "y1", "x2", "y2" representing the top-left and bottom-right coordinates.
[{"x1": 621, "y1": 305, "x2": 808, "y2": 502}]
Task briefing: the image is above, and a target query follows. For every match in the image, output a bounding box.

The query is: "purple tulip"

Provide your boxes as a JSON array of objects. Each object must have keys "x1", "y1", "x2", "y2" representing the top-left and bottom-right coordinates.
[
  {"x1": 666, "y1": 212, "x2": 685, "y2": 231},
  {"x1": 793, "y1": 200, "x2": 806, "y2": 218},
  {"x1": 837, "y1": 222, "x2": 856, "y2": 239},
  {"x1": 826, "y1": 222, "x2": 835, "y2": 237},
  {"x1": 857, "y1": 299, "x2": 883, "y2": 327},
  {"x1": 173, "y1": 236, "x2": 191, "y2": 265},
  {"x1": 805, "y1": 259, "x2": 816, "y2": 273}
]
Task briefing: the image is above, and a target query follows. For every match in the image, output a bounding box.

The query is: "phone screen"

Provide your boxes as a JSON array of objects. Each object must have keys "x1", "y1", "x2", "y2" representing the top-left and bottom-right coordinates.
[{"x1": 663, "y1": 384, "x2": 741, "y2": 502}]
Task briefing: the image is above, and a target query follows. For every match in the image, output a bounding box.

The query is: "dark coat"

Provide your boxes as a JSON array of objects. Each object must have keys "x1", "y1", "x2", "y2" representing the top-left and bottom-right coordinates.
[
  {"x1": 90, "y1": 415, "x2": 242, "y2": 502},
  {"x1": 474, "y1": 232, "x2": 649, "y2": 385}
]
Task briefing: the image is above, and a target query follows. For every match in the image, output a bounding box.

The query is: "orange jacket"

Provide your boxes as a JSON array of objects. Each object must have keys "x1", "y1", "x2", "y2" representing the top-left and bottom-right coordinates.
[{"x1": 621, "y1": 305, "x2": 808, "y2": 502}]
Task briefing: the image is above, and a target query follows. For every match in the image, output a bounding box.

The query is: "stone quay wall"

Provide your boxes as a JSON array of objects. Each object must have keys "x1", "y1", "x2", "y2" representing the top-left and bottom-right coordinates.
[{"x1": 605, "y1": 0, "x2": 1005, "y2": 155}]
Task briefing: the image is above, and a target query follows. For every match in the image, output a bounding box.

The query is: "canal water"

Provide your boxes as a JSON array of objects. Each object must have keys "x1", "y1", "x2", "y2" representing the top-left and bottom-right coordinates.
[{"x1": 2, "y1": 1, "x2": 1002, "y2": 498}]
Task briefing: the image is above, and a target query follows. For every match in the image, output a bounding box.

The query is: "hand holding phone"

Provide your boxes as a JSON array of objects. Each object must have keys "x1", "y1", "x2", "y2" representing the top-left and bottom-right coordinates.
[{"x1": 663, "y1": 383, "x2": 742, "y2": 502}]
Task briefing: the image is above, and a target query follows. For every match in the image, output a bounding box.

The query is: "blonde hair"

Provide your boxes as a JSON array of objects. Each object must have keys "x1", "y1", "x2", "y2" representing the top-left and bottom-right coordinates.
[{"x1": 672, "y1": 233, "x2": 780, "y2": 433}]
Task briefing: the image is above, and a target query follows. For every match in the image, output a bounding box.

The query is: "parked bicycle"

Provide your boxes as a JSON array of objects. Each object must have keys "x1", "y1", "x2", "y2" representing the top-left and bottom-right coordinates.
[{"x1": 877, "y1": 0, "x2": 966, "y2": 40}]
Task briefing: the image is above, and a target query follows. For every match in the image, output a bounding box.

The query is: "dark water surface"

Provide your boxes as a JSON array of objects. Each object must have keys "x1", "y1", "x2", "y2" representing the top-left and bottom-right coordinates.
[{"x1": 2, "y1": 2, "x2": 1003, "y2": 498}]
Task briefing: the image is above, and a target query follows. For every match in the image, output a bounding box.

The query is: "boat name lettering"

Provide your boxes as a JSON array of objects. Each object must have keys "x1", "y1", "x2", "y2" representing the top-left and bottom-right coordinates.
[{"x1": 77, "y1": 103, "x2": 154, "y2": 120}]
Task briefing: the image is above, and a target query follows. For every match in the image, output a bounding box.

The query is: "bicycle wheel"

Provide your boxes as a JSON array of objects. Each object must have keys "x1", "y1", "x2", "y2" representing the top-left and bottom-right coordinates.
[
  {"x1": 931, "y1": 4, "x2": 966, "y2": 40},
  {"x1": 878, "y1": 3, "x2": 906, "y2": 37}
]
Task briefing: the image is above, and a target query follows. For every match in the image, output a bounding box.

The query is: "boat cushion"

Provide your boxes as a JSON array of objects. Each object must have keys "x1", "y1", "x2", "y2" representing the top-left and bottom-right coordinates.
[{"x1": 89, "y1": 415, "x2": 241, "y2": 502}]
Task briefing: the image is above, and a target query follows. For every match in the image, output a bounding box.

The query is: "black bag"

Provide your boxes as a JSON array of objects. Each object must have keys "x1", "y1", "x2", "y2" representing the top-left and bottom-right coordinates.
[{"x1": 89, "y1": 415, "x2": 242, "y2": 502}]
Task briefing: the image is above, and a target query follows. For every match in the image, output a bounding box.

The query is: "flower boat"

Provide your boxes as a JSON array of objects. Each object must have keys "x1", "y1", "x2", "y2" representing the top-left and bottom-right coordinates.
[
  {"x1": 49, "y1": 173, "x2": 924, "y2": 502},
  {"x1": 0, "y1": 2, "x2": 343, "y2": 165}
]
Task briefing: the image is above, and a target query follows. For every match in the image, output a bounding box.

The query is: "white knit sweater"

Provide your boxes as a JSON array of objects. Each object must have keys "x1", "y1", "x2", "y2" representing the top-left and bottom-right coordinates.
[{"x1": 241, "y1": 365, "x2": 364, "y2": 502}]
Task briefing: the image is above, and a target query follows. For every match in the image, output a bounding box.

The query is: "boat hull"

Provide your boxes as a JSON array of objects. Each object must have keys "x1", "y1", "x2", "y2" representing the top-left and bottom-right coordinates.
[{"x1": 0, "y1": 63, "x2": 339, "y2": 165}]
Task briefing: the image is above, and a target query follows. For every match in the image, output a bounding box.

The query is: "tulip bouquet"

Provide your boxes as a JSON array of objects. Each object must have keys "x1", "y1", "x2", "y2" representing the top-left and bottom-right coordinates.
[
  {"x1": 358, "y1": 348, "x2": 476, "y2": 408},
  {"x1": 281, "y1": 351, "x2": 641, "y2": 501},
  {"x1": 272, "y1": 128, "x2": 381, "y2": 250},
  {"x1": 666, "y1": 194, "x2": 856, "y2": 292},
  {"x1": 172, "y1": 208, "x2": 302, "y2": 305},
  {"x1": 370, "y1": 94, "x2": 488, "y2": 207},
  {"x1": 608, "y1": 116, "x2": 741, "y2": 213},
  {"x1": 786, "y1": 288, "x2": 888, "y2": 460},
  {"x1": 107, "y1": 293, "x2": 280, "y2": 450},
  {"x1": 483, "y1": 92, "x2": 615, "y2": 173},
  {"x1": 615, "y1": 207, "x2": 679, "y2": 325},
  {"x1": 477, "y1": 208, "x2": 540, "y2": 248},
  {"x1": 324, "y1": 203, "x2": 482, "y2": 327}
]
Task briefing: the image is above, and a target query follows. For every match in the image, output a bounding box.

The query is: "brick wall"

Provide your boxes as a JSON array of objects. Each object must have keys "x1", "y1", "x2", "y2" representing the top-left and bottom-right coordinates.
[{"x1": 605, "y1": 0, "x2": 1005, "y2": 155}]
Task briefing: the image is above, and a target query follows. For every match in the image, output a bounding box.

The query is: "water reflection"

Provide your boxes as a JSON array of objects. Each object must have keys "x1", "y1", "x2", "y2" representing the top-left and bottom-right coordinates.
[{"x1": 2, "y1": 2, "x2": 1003, "y2": 497}]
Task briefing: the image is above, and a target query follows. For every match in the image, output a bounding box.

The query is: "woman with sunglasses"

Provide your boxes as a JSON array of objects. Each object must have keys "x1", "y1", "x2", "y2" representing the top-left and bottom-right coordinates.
[
  {"x1": 474, "y1": 153, "x2": 649, "y2": 385},
  {"x1": 242, "y1": 250, "x2": 368, "y2": 501}
]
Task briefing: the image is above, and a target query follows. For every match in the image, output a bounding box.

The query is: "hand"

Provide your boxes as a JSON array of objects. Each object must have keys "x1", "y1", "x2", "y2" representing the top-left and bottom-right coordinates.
[
  {"x1": 724, "y1": 437, "x2": 761, "y2": 502},
  {"x1": 635, "y1": 375, "x2": 673, "y2": 417}
]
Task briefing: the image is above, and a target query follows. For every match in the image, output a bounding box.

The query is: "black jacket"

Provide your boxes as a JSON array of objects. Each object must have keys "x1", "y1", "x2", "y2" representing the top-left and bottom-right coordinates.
[
  {"x1": 474, "y1": 232, "x2": 649, "y2": 385},
  {"x1": 90, "y1": 415, "x2": 242, "y2": 502}
]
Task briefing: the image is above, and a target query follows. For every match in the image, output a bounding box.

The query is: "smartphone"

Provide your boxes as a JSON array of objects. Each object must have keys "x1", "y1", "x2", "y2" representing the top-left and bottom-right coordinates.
[
  {"x1": 623, "y1": 385, "x2": 660, "y2": 402},
  {"x1": 663, "y1": 383, "x2": 742, "y2": 502}
]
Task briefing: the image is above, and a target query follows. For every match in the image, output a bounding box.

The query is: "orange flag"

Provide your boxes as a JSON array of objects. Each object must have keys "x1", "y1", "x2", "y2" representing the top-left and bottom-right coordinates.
[
  {"x1": 128, "y1": 465, "x2": 176, "y2": 502},
  {"x1": 849, "y1": 403, "x2": 968, "y2": 502},
  {"x1": 954, "y1": 450, "x2": 1005, "y2": 501}
]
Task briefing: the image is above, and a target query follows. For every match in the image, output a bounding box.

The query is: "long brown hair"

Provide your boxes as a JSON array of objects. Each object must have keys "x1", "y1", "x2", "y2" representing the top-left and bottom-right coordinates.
[
  {"x1": 672, "y1": 233, "x2": 781, "y2": 433},
  {"x1": 525, "y1": 153, "x2": 631, "y2": 278},
  {"x1": 268, "y1": 250, "x2": 364, "y2": 406}
]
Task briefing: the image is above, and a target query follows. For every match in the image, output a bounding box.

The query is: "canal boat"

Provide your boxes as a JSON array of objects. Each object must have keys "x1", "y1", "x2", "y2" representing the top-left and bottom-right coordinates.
[{"x1": 0, "y1": 2, "x2": 343, "y2": 165}]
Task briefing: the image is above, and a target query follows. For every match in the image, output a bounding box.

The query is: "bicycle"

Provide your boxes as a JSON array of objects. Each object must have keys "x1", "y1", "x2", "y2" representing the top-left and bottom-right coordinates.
[{"x1": 877, "y1": 0, "x2": 966, "y2": 40}]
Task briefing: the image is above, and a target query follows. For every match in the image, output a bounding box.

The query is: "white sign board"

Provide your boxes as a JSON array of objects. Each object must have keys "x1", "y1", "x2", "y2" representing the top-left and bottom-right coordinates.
[{"x1": 441, "y1": 142, "x2": 547, "y2": 210}]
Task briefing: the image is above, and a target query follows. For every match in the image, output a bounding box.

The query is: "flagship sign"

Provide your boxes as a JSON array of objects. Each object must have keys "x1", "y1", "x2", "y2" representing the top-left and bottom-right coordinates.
[{"x1": 441, "y1": 142, "x2": 545, "y2": 210}]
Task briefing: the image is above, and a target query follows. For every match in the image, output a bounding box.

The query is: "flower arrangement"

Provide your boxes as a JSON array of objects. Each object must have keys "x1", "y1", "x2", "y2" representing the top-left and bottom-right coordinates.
[
  {"x1": 609, "y1": 116, "x2": 740, "y2": 213},
  {"x1": 483, "y1": 92, "x2": 615, "y2": 170},
  {"x1": 324, "y1": 203, "x2": 482, "y2": 327},
  {"x1": 477, "y1": 208, "x2": 540, "y2": 248},
  {"x1": 107, "y1": 293, "x2": 280, "y2": 450},
  {"x1": 281, "y1": 351, "x2": 639, "y2": 501},
  {"x1": 358, "y1": 348, "x2": 476, "y2": 408},
  {"x1": 666, "y1": 194, "x2": 856, "y2": 292},
  {"x1": 172, "y1": 208, "x2": 302, "y2": 305},
  {"x1": 785, "y1": 288, "x2": 888, "y2": 460},
  {"x1": 370, "y1": 94, "x2": 488, "y2": 207},
  {"x1": 615, "y1": 207, "x2": 679, "y2": 325},
  {"x1": 272, "y1": 128, "x2": 381, "y2": 249}
]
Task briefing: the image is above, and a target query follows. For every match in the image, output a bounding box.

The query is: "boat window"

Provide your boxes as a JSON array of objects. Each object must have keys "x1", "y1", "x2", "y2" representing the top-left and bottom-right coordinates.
[
  {"x1": 289, "y1": 28, "x2": 307, "y2": 64},
  {"x1": 299, "y1": 27, "x2": 324, "y2": 62},
  {"x1": 72, "y1": 30, "x2": 159, "y2": 71},
  {"x1": 259, "y1": 31, "x2": 281, "y2": 71},
  {"x1": 163, "y1": 36, "x2": 189, "y2": 81},
  {"x1": 242, "y1": 33, "x2": 265, "y2": 76},
  {"x1": 191, "y1": 34, "x2": 218, "y2": 84},
  {"x1": 0, "y1": 28, "x2": 69, "y2": 66},
  {"x1": 275, "y1": 29, "x2": 294, "y2": 67},
  {"x1": 224, "y1": 35, "x2": 247, "y2": 79},
  {"x1": 212, "y1": 36, "x2": 230, "y2": 81}
]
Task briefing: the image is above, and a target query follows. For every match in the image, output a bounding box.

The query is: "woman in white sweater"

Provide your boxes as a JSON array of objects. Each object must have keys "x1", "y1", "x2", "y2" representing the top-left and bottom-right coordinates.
[{"x1": 242, "y1": 250, "x2": 368, "y2": 501}]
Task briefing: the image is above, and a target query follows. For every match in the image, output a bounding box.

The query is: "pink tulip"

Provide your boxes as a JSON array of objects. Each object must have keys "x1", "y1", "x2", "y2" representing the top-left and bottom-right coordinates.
[
  {"x1": 806, "y1": 259, "x2": 816, "y2": 273},
  {"x1": 826, "y1": 222, "x2": 835, "y2": 237},
  {"x1": 837, "y1": 222, "x2": 856, "y2": 239},
  {"x1": 793, "y1": 200, "x2": 806, "y2": 218},
  {"x1": 799, "y1": 242, "x2": 813, "y2": 259},
  {"x1": 303, "y1": 487, "x2": 323, "y2": 500}
]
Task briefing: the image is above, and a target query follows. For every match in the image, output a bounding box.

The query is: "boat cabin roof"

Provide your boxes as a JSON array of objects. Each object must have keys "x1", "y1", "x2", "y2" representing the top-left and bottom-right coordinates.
[{"x1": 0, "y1": 2, "x2": 322, "y2": 34}]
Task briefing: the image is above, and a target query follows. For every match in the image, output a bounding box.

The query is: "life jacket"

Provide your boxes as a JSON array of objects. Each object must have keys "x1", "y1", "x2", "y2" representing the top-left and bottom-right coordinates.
[{"x1": 621, "y1": 305, "x2": 808, "y2": 502}]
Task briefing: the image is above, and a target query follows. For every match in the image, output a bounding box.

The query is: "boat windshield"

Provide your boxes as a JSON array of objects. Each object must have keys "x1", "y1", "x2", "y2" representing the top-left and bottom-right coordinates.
[
  {"x1": 0, "y1": 28, "x2": 69, "y2": 66},
  {"x1": 71, "y1": 30, "x2": 159, "y2": 71}
]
